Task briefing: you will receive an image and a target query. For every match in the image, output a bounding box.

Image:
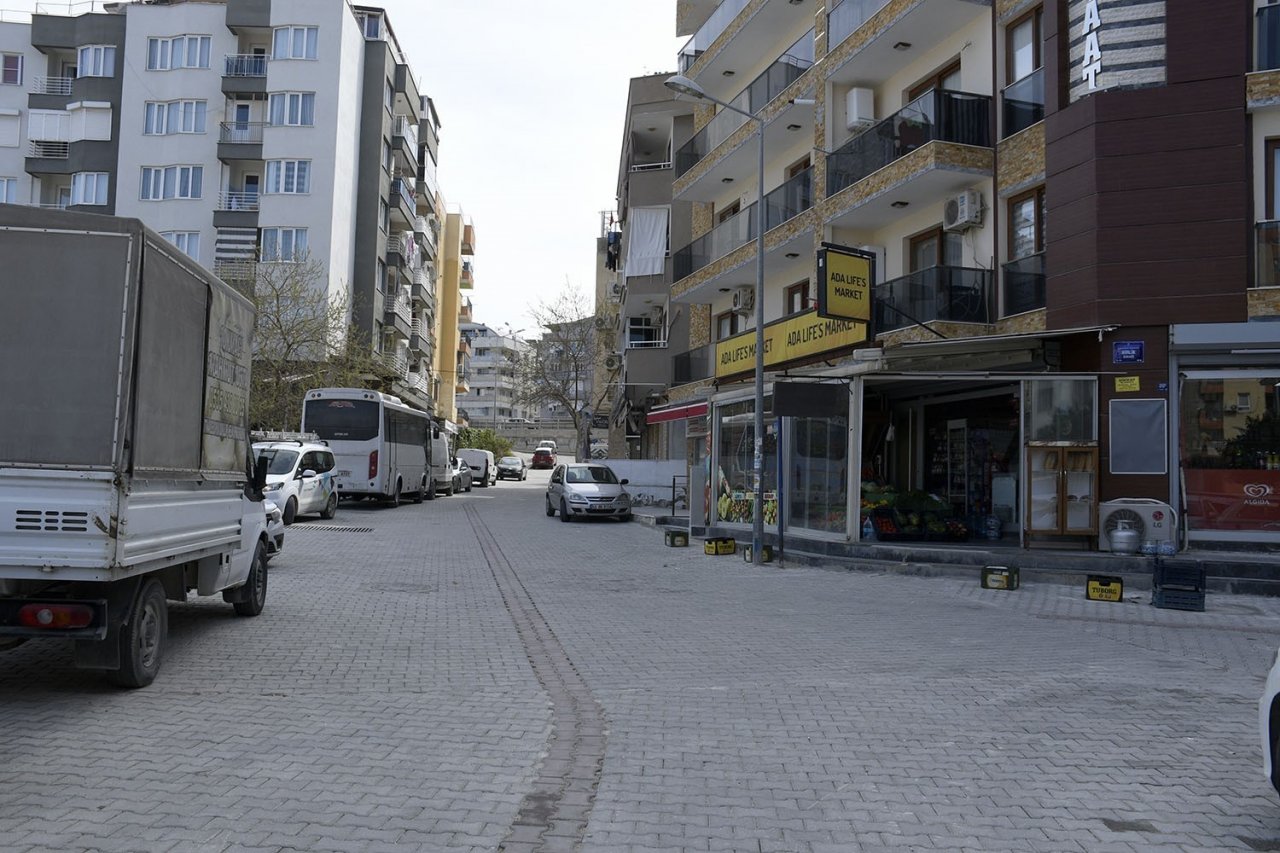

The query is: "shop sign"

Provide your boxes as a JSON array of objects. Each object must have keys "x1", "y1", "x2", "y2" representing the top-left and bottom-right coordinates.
[
  {"x1": 1112, "y1": 340, "x2": 1144, "y2": 365},
  {"x1": 1081, "y1": 0, "x2": 1102, "y2": 90},
  {"x1": 714, "y1": 309, "x2": 867, "y2": 378},
  {"x1": 1114, "y1": 376, "x2": 1140, "y2": 392},
  {"x1": 1184, "y1": 470, "x2": 1280, "y2": 532},
  {"x1": 816, "y1": 245, "x2": 874, "y2": 323}
]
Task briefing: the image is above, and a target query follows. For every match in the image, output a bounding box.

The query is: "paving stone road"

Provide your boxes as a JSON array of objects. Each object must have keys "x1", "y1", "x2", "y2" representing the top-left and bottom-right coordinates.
[{"x1": 3, "y1": 469, "x2": 1280, "y2": 852}]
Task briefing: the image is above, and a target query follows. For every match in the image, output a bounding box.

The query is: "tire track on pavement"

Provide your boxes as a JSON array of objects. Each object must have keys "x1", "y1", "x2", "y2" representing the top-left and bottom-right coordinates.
[{"x1": 466, "y1": 504, "x2": 606, "y2": 853}]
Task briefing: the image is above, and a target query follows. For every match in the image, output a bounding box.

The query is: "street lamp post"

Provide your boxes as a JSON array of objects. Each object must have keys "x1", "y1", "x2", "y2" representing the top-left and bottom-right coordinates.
[{"x1": 665, "y1": 74, "x2": 767, "y2": 566}]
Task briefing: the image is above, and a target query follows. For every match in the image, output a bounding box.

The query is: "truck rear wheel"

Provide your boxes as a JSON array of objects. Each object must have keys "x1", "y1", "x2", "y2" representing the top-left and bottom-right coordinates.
[
  {"x1": 110, "y1": 578, "x2": 166, "y2": 688},
  {"x1": 233, "y1": 542, "x2": 268, "y2": 617}
]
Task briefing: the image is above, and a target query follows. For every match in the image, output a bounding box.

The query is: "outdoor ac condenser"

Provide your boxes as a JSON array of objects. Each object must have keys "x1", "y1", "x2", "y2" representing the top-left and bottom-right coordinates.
[{"x1": 1097, "y1": 498, "x2": 1177, "y2": 551}]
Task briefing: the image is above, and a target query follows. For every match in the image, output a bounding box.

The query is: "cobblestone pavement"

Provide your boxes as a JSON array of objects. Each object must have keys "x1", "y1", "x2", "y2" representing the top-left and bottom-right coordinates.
[{"x1": 3, "y1": 471, "x2": 1280, "y2": 852}]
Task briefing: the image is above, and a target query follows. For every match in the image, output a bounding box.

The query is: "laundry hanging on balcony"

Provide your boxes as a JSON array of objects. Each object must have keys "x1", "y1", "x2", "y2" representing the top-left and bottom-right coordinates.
[{"x1": 624, "y1": 207, "x2": 668, "y2": 277}]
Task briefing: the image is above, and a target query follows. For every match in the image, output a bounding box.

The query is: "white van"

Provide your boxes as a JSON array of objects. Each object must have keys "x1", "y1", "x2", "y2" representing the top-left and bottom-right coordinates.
[
  {"x1": 427, "y1": 432, "x2": 451, "y2": 496},
  {"x1": 457, "y1": 448, "x2": 496, "y2": 487},
  {"x1": 253, "y1": 440, "x2": 339, "y2": 524}
]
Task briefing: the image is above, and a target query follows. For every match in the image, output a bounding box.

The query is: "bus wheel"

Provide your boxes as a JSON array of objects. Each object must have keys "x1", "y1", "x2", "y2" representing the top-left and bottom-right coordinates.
[
  {"x1": 386, "y1": 481, "x2": 401, "y2": 508},
  {"x1": 412, "y1": 477, "x2": 425, "y2": 504}
]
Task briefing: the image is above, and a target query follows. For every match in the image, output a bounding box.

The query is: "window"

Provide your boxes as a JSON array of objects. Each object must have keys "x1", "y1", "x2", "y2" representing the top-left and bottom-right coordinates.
[
  {"x1": 143, "y1": 100, "x2": 207, "y2": 135},
  {"x1": 908, "y1": 61, "x2": 961, "y2": 101},
  {"x1": 267, "y1": 92, "x2": 315, "y2": 126},
  {"x1": 785, "y1": 281, "x2": 811, "y2": 315},
  {"x1": 786, "y1": 156, "x2": 811, "y2": 180},
  {"x1": 264, "y1": 159, "x2": 311, "y2": 194},
  {"x1": 70, "y1": 172, "x2": 108, "y2": 205},
  {"x1": 356, "y1": 12, "x2": 382, "y2": 39},
  {"x1": 261, "y1": 226, "x2": 308, "y2": 262},
  {"x1": 382, "y1": 138, "x2": 392, "y2": 172},
  {"x1": 0, "y1": 177, "x2": 16, "y2": 202},
  {"x1": 1008, "y1": 187, "x2": 1045, "y2": 260},
  {"x1": 1237, "y1": 392, "x2": 1253, "y2": 412},
  {"x1": 140, "y1": 165, "x2": 204, "y2": 201},
  {"x1": 717, "y1": 200, "x2": 740, "y2": 223},
  {"x1": 272, "y1": 26, "x2": 318, "y2": 60},
  {"x1": 715, "y1": 310, "x2": 739, "y2": 341},
  {"x1": 376, "y1": 259, "x2": 387, "y2": 292},
  {"x1": 77, "y1": 45, "x2": 116, "y2": 78},
  {"x1": 384, "y1": 78, "x2": 393, "y2": 113},
  {"x1": 379, "y1": 199, "x2": 389, "y2": 231},
  {"x1": 909, "y1": 227, "x2": 962, "y2": 271},
  {"x1": 160, "y1": 230, "x2": 200, "y2": 259},
  {"x1": 146, "y1": 35, "x2": 211, "y2": 70},
  {"x1": 1, "y1": 53, "x2": 21, "y2": 85},
  {"x1": 1007, "y1": 7, "x2": 1042, "y2": 84}
]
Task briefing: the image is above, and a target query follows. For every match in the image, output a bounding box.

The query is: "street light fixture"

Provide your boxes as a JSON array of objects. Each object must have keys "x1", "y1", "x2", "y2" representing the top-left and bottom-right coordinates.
[{"x1": 665, "y1": 73, "x2": 768, "y2": 566}]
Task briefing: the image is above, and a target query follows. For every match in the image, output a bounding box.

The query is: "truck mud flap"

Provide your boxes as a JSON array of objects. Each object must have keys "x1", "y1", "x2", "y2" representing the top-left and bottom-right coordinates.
[{"x1": 73, "y1": 576, "x2": 145, "y2": 671}]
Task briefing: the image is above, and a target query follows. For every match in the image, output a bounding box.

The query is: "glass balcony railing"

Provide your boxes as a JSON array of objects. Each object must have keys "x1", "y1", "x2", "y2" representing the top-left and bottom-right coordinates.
[
  {"x1": 224, "y1": 54, "x2": 266, "y2": 77},
  {"x1": 392, "y1": 177, "x2": 415, "y2": 211},
  {"x1": 874, "y1": 266, "x2": 994, "y2": 333},
  {"x1": 1259, "y1": 3, "x2": 1280, "y2": 71},
  {"x1": 1001, "y1": 68, "x2": 1044, "y2": 138},
  {"x1": 672, "y1": 167, "x2": 812, "y2": 281},
  {"x1": 674, "y1": 29, "x2": 815, "y2": 179},
  {"x1": 1256, "y1": 220, "x2": 1280, "y2": 287},
  {"x1": 673, "y1": 345, "x2": 712, "y2": 385},
  {"x1": 678, "y1": 0, "x2": 750, "y2": 73},
  {"x1": 827, "y1": 0, "x2": 893, "y2": 50},
  {"x1": 827, "y1": 89, "x2": 992, "y2": 197},
  {"x1": 1001, "y1": 252, "x2": 1045, "y2": 315}
]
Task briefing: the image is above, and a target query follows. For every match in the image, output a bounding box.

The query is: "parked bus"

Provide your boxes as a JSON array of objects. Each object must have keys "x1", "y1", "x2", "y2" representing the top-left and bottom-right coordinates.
[{"x1": 301, "y1": 388, "x2": 432, "y2": 505}]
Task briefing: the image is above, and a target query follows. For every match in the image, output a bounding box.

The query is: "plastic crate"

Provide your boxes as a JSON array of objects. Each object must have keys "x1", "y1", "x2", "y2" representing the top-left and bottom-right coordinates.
[
  {"x1": 1153, "y1": 557, "x2": 1206, "y2": 591},
  {"x1": 981, "y1": 566, "x2": 1019, "y2": 590},
  {"x1": 664, "y1": 530, "x2": 689, "y2": 547},
  {"x1": 1152, "y1": 587, "x2": 1205, "y2": 612},
  {"x1": 704, "y1": 537, "x2": 736, "y2": 556}
]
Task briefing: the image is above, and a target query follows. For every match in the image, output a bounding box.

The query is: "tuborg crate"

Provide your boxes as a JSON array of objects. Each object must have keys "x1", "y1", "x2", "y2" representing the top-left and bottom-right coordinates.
[
  {"x1": 981, "y1": 566, "x2": 1019, "y2": 590},
  {"x1": 664, "y1": 529, "x2": 689, "y2": 547},
  {"x1": 1152, "y1": 587, "x2": 1205, "y2": 612},
  {"x1": 704, "y1": 537, "x2": 736, "y2": 556}
]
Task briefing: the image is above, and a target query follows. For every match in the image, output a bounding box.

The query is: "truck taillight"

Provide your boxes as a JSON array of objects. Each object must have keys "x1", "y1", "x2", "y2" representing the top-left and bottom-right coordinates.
[
  {"x1": 18, "y1": 603, "x2": 93, "y2": 630},
  {"x1": 368, "y1": 450, "x2": 379, "y2": 480}
]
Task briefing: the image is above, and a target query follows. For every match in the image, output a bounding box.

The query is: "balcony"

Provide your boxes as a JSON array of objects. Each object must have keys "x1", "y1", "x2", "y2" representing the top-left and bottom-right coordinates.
[
  {"x1": 461, "y1": 221, "x2": 475, "y2": 255},
  {"x1": 1001, "y1": 68, "x2": 1044, "y2": 139},
  {"x1": 222, "y1": 54, "x2": 266, "y2": 97},
  {"x1": 1259, "y1": 3, "x2": 1280, "y2": 71},
  {"x1": 213, "y1": 258, "x2": 257, "y2": 285},
  {"x1": 382, "y1": 350, "x2": 410, "y2": 380},
  {"x1": 32, "y1": 76, "x2": 72, "y2": 96},
  {"x1": 873, "y1": 266, "x2": 994, "y2": 334},
  {"x1": 1256, "y1": 221, "x2": 1280, "y2": 287},
  {"x1": 677, "y1": 0, "x2": 749, "y2": 73},
  {"x1": 674, "y1": 167, "x2": 812, "y2": 281},
  {"x1": 673, "y1": 345, "x2": 713, "y2": 386},
  {"x1": 827, "y1": 0, "x2": 893, "y2": 49},
  {"x1": 673, "y1": 28, "x2": 814, "y2": 181},
  {"x1": 217, "y1": 121, "x2": 265, "y2": 161},
  {"x1": 623, "y1": 346, "x2": 674, "y2": 403},
  {"x1": 417, "y1": 155, "x2": 440, "y2": 216},
  {"x1": 826, "y1": 0, "x2": 990, "y2": 89},
  {"x1": 27, "y1": 140, "x2": 68, "y2": 159},
  {"x1": 460, "y1": 260, "x2": 474, "y2": 290},
  {"x1": 1001, "y1": 253, "x2": 1045, "y2": 316},
  {"x1": 415, "y1": 215, "x2": 438, "y2": 258},
  {"x1": 411, "y1": 266, "x2": 436, "y2": 311},
  {"x1": 410, "y1": 316, "x2": 430, "y2": 354},
  {"x1": 393, "y1": 116, "x2": 419, "y2": 170},
  {"x1": 384, "y1": 290, "x2": 413, "y2": 339},
  {"x1": 213, "y1": 190, "x2": 260, "y2": 229},
  {"x1": 390, "y1": 176, "x2": 415, "y2": 225}
]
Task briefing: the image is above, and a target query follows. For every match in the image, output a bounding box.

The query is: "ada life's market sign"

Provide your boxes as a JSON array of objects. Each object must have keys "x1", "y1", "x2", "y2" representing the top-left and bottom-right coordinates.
[
  {"x1": 816, "y1": 244, "x2": 874, "y2": 324},
  {"x1": 714, "y1": 309, "x2": 867, "y2": 379}
]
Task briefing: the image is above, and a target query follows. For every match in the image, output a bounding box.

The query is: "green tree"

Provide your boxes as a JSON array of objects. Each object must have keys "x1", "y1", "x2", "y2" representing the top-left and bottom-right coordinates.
[{"x1": 456, "y1": 427, "x2": 513, "y2": 459}]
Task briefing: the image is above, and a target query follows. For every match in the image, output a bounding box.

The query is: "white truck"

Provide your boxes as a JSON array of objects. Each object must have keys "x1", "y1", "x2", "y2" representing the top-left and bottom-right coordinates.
[{"x1": 0, "y1": 208, "x2": 270, "y2": 687}]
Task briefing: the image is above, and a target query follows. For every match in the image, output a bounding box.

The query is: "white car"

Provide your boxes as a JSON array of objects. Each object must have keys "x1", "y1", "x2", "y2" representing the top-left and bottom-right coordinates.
[
  {"x1": 253, "y1": 441, "x2": 339, "y2": 525},
  {"x1": 1261, "y1": 649, "x2": 1280, "y2": 795},
  {"x1": 545, "y1": 462, "x2": 632, "y2": 522},
  {"x1": 263, "y1": 498, "x2": 285, "y2": 560}
]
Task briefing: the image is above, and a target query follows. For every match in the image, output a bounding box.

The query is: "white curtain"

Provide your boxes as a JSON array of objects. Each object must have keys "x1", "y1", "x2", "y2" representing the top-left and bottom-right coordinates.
[{"x1": 624, "y1": 207, "x2": 668, "y2": 277}]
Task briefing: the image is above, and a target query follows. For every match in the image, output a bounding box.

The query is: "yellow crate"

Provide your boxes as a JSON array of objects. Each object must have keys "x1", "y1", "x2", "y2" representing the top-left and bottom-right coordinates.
[
  {"x1": 704, "y1": 537, "x2": 736, "y2": 556},
  {"x1": 1086, "y1": 575, "x2": 1123, "y2": 602},
  {"x1": 743, "y1": 545, "x2": 774, "y2": 563},
  {"x1": 981, "y1": 566, "x2": 1020, "y2": 590}
]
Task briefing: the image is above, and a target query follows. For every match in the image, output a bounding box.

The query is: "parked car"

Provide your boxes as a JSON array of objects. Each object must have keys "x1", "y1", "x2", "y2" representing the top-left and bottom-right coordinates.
[
  {"x1": 457, "y1": 448, "x2": 496, "y2": 487},
  {"x1": 253, "y1": 441, "x2": 339, "y2": 524},
  {"x1": 545, "y1": 462, "x2": 632, "y2": 522},
  {"x1": 531, "y1": 448, "x2": 557, "y2": 470},
  {"x1": 451, "y1": 458, "x2": 473, "y2": 493},
  {"x1": 536, "y1": 440, "x2": 558, "y2": 453},
  {"x1": 1260, "y1": 647, "x2": 1280, "y2": 796},
  {"x1": 497, "y1": 455, "x2": 527, "y2": 480},
  {"x1": 263, "y1": 498, "x2": 285, "y2": 560}
]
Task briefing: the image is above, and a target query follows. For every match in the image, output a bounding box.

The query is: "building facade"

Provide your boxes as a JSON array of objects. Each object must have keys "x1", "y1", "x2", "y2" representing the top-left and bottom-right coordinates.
[
  {"x1": 628, "y1": 0, "x2": 1280, "y2": 552},
  {"x1": 458, "y1": 322, "x2": 532, "y2": 427}
]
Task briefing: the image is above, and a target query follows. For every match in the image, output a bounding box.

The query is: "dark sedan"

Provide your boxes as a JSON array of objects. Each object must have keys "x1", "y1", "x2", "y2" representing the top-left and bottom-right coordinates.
[{"x1": 497, "y1": 456, "x2": 527, "y2": 480}]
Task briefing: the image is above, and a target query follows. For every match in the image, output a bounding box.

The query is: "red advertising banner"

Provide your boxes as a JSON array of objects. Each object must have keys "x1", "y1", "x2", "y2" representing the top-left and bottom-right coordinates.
[{"x1": 1184, "y1": 469, "x2": 1280, "y2": 532}]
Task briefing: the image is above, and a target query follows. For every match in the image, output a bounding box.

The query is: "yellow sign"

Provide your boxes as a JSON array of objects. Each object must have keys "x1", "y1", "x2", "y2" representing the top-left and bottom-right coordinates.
[
  {"x1": 817, "y1": 248, "x2": 872, "y2": 322},
  {"x1": 1114, "y1": 376, "x2": 1141, "y2": 392},
  {"x1": 1086, "y1": 575, "x2": 1123, "y2": 602},
  {"x1": 714, "y1": 310, "x2": 868, "y2": 378}
]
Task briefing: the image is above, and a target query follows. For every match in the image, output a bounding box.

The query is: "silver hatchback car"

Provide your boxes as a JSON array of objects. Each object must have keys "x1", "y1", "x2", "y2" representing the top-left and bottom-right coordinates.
[{"x1": 545, "y1": 463, "x2": 632, "y2": 522}]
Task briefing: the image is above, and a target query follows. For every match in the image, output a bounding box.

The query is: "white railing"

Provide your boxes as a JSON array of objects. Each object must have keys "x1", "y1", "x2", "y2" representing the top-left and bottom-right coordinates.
[
  {"x1": 32, "y1": 76, "x2": 72, "y2": 96},
  {"x1": 382, "y1": 350, "x2": 409, "y2": 378},
  {"x1": 217, "y1": 191, "x2": 260, "y2": 211},
  {"x1": 387, "y1": 291, "x2": 412, "y2": 325},
  {"x1": 28, "y1": 140, "x2": 68, "y2": 159},
  {"x1": 630, "y1": 161, "x2": 672, "y2": 173},
  {"x1": 625, "y1": 339, "x2": 669, "y2": 349},
  {"x1": 393, "y1": 115, "x2": 419, "y2": 150},
  {"x1": 224, "y1": 54, "x2": 267, "y2": 77}
]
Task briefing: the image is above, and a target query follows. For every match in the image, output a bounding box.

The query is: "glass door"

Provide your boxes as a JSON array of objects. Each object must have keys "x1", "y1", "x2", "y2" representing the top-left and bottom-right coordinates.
[
  {"x1": 1027, "y1": 447, "x2": 1059, "y2": 532},
  {"x1": 1062, "y1": 448, "x2": 1096, "y2": 533}
]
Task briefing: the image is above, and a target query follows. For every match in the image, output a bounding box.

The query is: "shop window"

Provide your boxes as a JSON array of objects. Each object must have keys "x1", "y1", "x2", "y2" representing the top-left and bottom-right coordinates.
[
  {"x1": 714, "y1": 398, "x2": 777, "y2": 525},
  {"x1": 788, "y1": 416, "x2": 848, "y2": 533},
  {"x1": 715, "y1": 310, "x2": 738, "y2": 341},
  {"x1": 1025, "y1": 378, "x2": 1096, "y2": 442},
  {"x1": 1008, "y1": 188, "x2": 1045, "y2": 260},
  {"x1": 785, "y1": 281, "x2": 810, "y2": 315}
]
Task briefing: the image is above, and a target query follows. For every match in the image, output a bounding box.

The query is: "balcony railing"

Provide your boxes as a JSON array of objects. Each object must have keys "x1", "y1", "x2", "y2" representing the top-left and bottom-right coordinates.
[
  {"x1": 625, "y1": 337, "x2": 668, "y2": 349},
  {"x1": 219, "y1": 121, "x2": 265, "y2": 144},
  {"x1": 677, "y1": 0, "x2": 750, "y2": 73},
  {"x1": 1001, "y1": 68, "x2": 1044, "y2": 139},
  {"x1": 217, "y1": 190, "x2": 260, "y2": 211},
  {"x1": 393, "y1": 115, "x2": 419, "y2": 150},
  {"x1": 32, "y1": 76, "x2": 72, "y2": 96},
  {"x1": 28, "y1": 140, "x2": 68, "y2": 159},
  {"x1": 213, "y1": 259, "x2": 256, "y2": 283},
  {"x1": 674, "y1": 29, "x2": 815, "y2": 179},
  {"x1": 1259, "y1": 3, "x2": 1280, "y2": 71},
  {"x1": 386, "y1": 290, "x2": 412, "y2": 325},
  {"x1": 224, "y1": 54, "x2": 267, "y2": 77},
  {"x1": 673, "y1": 345, "x2": 712, "y2": 385},
  {"x1": 673, "y1": 167, "x2": 812, "y2": 280},
  {"x1": 382, "y1": 350, "x2": 409, "y2": 378},
  {"x1": 827, "y1": 0, "x2": 893, "y2": 50},
  {"x1": 1001, "y1": 252, "x2": 1045, "y2": 315},
  {"x1": 392, "y1": 176, "x2": 415, "y2": 211},
  {"x1": 827, "y1": 90, "x2": 992, "y2": 197},
  {"x1": 1256, "y1": 220, "x2": 1280, "y2": 287},
  {"x1": 874, "y1": 266, "x2": 994, "y2": 333}
]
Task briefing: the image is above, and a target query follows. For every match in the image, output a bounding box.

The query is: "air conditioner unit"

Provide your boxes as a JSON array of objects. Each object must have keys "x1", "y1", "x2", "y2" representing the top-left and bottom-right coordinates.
[
  {"x1": 943, "y1": 190, "x2": 983, "y2": 232},
  {"x1": 1097, "y1": 499, "x2": 1178, "y2": 552},
  {"x1": 845, "y1": 87, "x2": 874, "y2": 131},
  {"x1": 604, "y1": 354, "x2": 622, "y2": 371},
  {"x1": 593, "y1": 315, "x2": 609, "y2": 329},
  {"x1": 731, "y1": 286, "x2": 754, "y2": 313},
  {"x1": 610, "y1": 281, "x2": 624, "y2": 299}
]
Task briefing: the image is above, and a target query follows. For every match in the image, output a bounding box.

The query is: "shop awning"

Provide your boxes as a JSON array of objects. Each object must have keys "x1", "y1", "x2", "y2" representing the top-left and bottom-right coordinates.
[
  {"x1": 645, "y1": 401, "x2": 708, "y2": 424},
  {"x1": 888, "y1": 325, "x2": 1119, "y2": 355}
]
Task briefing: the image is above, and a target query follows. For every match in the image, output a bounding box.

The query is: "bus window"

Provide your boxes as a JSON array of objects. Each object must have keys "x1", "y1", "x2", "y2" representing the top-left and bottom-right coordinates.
[{"x1": 303, "y1": 399, "x2": 380, "y2": 441}]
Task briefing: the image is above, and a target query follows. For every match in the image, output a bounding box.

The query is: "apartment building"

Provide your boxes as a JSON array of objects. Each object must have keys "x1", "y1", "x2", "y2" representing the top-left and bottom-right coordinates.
[
  {"x1": 458, "y1": 322, "x2": 532, "y2": 428},
  {"x1": 434, "y1": 209, "x2": 476, "y2": 425},
  {"x1": 632, "y1": 0, "x2": 1280, "y2": 552},
  {"x1": 0, "y1": 0, "x2": 452, "y2": 420}
]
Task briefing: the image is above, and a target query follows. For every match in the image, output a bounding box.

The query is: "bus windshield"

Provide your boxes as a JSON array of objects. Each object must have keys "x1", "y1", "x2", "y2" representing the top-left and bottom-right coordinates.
[{"x1": 303, "y1": 399, "x2": 380, "y2": 441}]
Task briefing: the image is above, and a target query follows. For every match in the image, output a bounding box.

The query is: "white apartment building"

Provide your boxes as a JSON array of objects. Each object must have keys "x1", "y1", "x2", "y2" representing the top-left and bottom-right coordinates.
[
  {"x1": 0, "y1": 22, "x2": 44, "y2": 206},
  {"x1": 459, "y1": 322, "x2": 532, "y2": 427}
]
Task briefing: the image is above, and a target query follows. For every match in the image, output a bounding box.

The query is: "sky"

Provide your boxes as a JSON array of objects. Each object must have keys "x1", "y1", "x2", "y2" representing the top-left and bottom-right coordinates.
[{"x1": 4, "y1": 0, "x2": 684, "y2": 336}]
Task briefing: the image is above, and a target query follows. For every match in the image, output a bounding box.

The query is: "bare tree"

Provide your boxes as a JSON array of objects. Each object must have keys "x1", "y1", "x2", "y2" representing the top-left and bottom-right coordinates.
[{"x1": 243, "y1": 256, "x2": 392, "y2": 431}]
